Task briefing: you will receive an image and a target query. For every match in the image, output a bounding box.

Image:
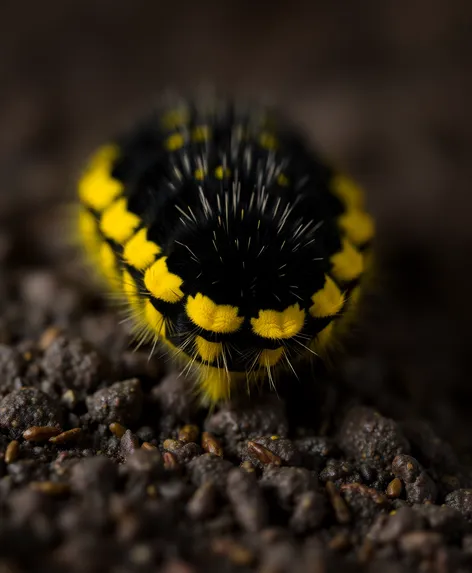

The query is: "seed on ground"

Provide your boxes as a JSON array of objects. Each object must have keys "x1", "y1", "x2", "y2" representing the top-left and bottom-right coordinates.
[
  {"x1": 23, "y1": 426, "x2": 62, "y2": 442},
  {"x1": 49, "y1": 428, "x2": 82, "y2": 444}
]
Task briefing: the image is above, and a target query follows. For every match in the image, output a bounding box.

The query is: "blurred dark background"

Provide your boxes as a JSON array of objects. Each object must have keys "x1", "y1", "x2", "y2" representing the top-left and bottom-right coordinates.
[{"x1": 1, "y1": 0, "x2": 472, "y2": 450}]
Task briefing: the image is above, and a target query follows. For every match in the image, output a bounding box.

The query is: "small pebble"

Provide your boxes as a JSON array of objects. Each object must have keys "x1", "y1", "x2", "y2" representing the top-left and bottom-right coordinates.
[
  {"x1": 261, "y1": 466, "x2": 318, "y2": 508},
  {"x1": 201, "y1": 431, "x2": 223, "y2": 457},
  {"x1": 61, "y1": 389, "x2": 77, "y2": 410},
  {"x1": 386, "y1": 477, "x2": 403, "y2": 499},
  {"x1": 172, "y1": 442, "x2": 202, "y2": 464},
  {"x1": 163, "y1": 439, "x2": 184, "y2": 452},
  {"x1": 227, "y1": 467, "x2": 268, "y2": 532},
  {"x1": 205, "y1": 395, "x2": 288, "y2": 456},
  {"x1": 187, "y1": 453, "x2": 233, "y2": 492},
  {"x1": 187, "y1": 480, "x2": 217, "y2": 520},
  {"x1": 178, "y1": 425, "x2": 199, "y2": 444},
  {"x1": 338, "y1": 407, "x2": 410, "y2": 464},
  {"x1": 41, "y1": 336, "x2": 106, "y2": 396},
  {"x1": 399, "y1": 531, "x2": 443, "y2": 557},
  {"x1": 109, "y1": 422, "x2": 127, "y2": 438},
  {"x1": 86, "y1": 379, "x2": 143, "y2": 426},
  {"x1": 125, "y1": 449, "x2": 162, "y2": 475},
  {"x1": 38, "y1": 326, "x2": 62, "y2": 350},
  {"x1": 445, "y1": 489, "x2": 472, "y2": 520},
  {"x1": 70, "y1": 456, "x2": 118, "y2": 495},
  {"x1": 392, "y1": 455, "x2": 421, "y2": 483},
  {"x1": 368, "y1": 507, "x2": 425, "y2": 544},
  {"x1": 163, "y1": 452, "x2": 180, "y2": 471},
  {"x1": 0, "y1": 345, "x2": 24, "y2": 391},
  {"x1": 290, "y1": 490, "x2": 327, "y2": 533},
  {"x1": 392, "y1": 455, "x2": 437, "y2": 503},
  {"x1": 0, "y1": 387, "x2": 63, "y2": 439},
  {"x1": 120, "y1": 430, "x2": 140, "y2": 460}
]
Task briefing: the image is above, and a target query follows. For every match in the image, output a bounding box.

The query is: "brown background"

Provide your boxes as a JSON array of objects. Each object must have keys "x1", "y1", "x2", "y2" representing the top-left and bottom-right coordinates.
[{"x1": 1, "y1": 0, "x2": 472, "y2": 448}]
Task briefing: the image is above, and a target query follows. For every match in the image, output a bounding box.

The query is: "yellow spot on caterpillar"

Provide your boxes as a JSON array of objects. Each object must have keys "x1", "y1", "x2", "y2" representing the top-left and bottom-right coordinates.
[
  {"x1": 259, "y1": 131, "x2": 278, "y2": 150},
  {"x1": 165, "y1": 133, "x2": 185, "y2": 152},
  {"x1": 310, "y1": 275, "x2": 344, "y2": 318},
  {"x1": 78, "y1": 208, "x2": 101, "y2": 259},
  {"x1": 144, "y1": 300, "x2": 166, "y2": 337},
  {"x1": 348, "y1": 285, "x2": 361, "y2": 306},
  {"x1": 330, "y1": 239, "x2": 364, "y2": 283},
  {"x1": 259, "y1": 347, "x2": 284, "y2": 367},
  {"x1": 277, "y1": 173, "x2": 289, "y2": 186},
  {"x1": 195, "y1": 168, "x2": 205, "y2": 180},
  {"x1": 195, "y1": 336, "x2": 223, "y2": 363},
  {"x1": 199, "y1": 365, "x2": 231, "y2": 402},
  {"x1": 331, "y1": 175, "x2": 364, "y2": 210},
  {"x1": 122, "y1": 269, "x2": 141, "y2": 311},
  {"x1": 100, "y1": 198, "x2": 140, "y2": 245},
  {"x1": 144, "y1": 257, "x2": 184, "y2": 303},
  {"x1": 99, "y1": 241, "x2": 120, "y2": 289},
  {"x1": 123, "y1": 228, "x2": 161, "y2": 271},
  {"x1": 251, "y1": 304, "x2": 305, "y2": 339},
  {"x1": 338, "y1": 210, "x2": 374, "y2": 246},
  {"x1": 215, "y1": 166, "x2": 231, "y2": 179},
  {"x1": 311, "y1": 322, "x2": 335, "y2": 354},
  {"x1": 192, "y1": 125, "x2": 210, "y2": 142},
  {"x1": 186, "y1": 294, "x2": 243, "y2": 333},
  {"x1": 337, "y1": 285, "x2": 361, "y2": 333},
  {"x1": 78, "y1": 145, "x2": 123, "y2": 212},
  {"x1": 161, "y1": 108, "x2": 190, "y2": 129}
]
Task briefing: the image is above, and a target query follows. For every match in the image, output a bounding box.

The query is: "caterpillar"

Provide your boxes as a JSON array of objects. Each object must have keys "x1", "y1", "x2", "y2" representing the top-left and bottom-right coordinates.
[{"x1": 76, "y1": 94, "x2": 374, "y2": 405}]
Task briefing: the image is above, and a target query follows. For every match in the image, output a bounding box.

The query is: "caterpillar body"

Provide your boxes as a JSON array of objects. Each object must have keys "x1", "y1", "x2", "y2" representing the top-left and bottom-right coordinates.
[{"x1": 77, "y1": 96, "x2": 374, "y2": 404}]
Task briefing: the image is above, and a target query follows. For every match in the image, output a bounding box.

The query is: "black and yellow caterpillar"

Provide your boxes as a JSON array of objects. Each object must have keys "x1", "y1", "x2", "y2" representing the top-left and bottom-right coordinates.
[{"x1": 77, "y1": 95, "x2": 374, "y2": 404}]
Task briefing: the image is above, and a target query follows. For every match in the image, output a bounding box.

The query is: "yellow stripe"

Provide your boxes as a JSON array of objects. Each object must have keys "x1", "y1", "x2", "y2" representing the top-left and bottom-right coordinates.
[
  {"x1": 78, "y1": 208, "x2": 101, "y2": 261},
  {"x1": 215, "y1": 166, "x2": 231, "y2": 179},
  {"x1": 144, "y1": 300, "x2": 166, "y2": 338},
  {"x1": 338, "y1": 210, "x2": 374, "y2": 246},
  {"x1": 251, "y1": 304, "x2": 305, "y2": 339},
  {"x1": 311, "y1": 322, "x2": 335, "y2": 355},
  {"x1": 186, "y1": 293, "x2": 243, "y2": 333},
  {"x1": 259, "y1": 132, "x2": 278, "y2": 150},
  {"x1": 99, "y1": 241, "x2": 121, "y2": 290},
  {"x1": 331, "y1": 174, "x2": 364, "y2": 210},
  {"x1": 161, "y1": 108, "x2": 190, "y2": 130},
  {"x1": 100, "y1": 198, "x2": 140, "y2": 245},
  {"x1": 259, "y1": 347, "x2": 284, "y2": 367},
  {"x1": 330, "y1": 239, "x2": 364, "y2": 283},
  {"x1": 123, "y1": 228, "x2": 161, "y2": 271},
  {"x1": 78, "y1": 145, "x2": 123, "y2": 212},
  {"x1": 195, "y1": 336, "x2": 223, "y2": 363},
  {"x1": 165, "y1": 133, "x2": 185, "y2": 151},
  {"x1": 144, "y1": 257, "x2": 184, "y2": 303},
  {"x1": 310, "y1": 275, "x2": 344, "y2": 318},
  {"x1": 197, "y1": 365, "x2": 231, "y2": 403}
]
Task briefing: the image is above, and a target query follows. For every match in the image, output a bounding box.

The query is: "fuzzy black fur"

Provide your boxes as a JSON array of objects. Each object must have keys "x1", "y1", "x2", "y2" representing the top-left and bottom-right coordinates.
[{"x1": 94, "y1": 98, "x2": 359, "y2": 372}]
